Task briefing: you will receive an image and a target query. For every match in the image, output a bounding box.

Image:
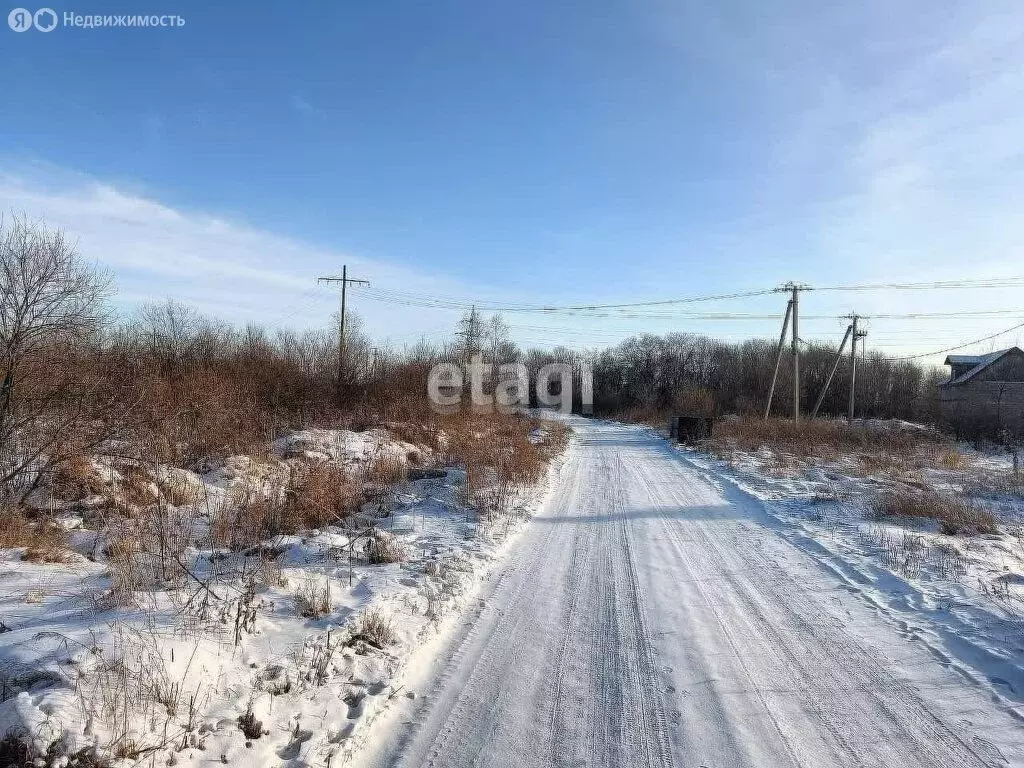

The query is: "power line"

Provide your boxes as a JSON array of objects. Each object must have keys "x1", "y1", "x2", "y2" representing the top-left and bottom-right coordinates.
[
  {"x1": 350, "y1": 285, "x2": 777, "y2": 313},
  {"x1": 879, "y1": 320, "x2": 1024, "y2": 361},
  {"x1": 815, "y1": 277, "x2": 1024, "y2": 292}
]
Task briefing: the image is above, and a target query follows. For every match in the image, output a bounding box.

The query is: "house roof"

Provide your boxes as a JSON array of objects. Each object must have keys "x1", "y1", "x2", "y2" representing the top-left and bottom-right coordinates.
[{"x1": 943, "y1": 347, "x2": 1023, "y2": 386}]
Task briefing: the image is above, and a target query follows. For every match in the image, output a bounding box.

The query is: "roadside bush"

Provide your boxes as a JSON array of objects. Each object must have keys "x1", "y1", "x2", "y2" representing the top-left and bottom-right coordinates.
[
  {"x1": 284, "y1": 461, "x2": 362, "y2": 531},
  {"x1": 709, "y1": 417, "x2": 946, "y2": 458},
  {"x1": 364, "y1": 529, "x2": 407, "y2": 564},
  {"x1": 0, "y1": 508, "x2": 70, "y2": 561},
  {"x1": 348, "y1": 609, "x2": 395, "y2": 648},
  {"x1": 871, "y1": 490, "x2": 998, "y2": 536}
]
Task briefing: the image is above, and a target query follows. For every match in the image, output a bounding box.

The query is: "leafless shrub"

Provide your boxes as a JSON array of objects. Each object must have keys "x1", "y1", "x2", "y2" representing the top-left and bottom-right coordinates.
[
  {"x1": 0, "y1": 215, "x2": 131, "y2": 509},
  {"x1": 0, "y1": 506, "x2": 71, "y2": 563},
  {"x1": 348, "y1": 609, "x2": 395, "y2": 649},
  {"x1": 871, "y1": 490, "x2": 998, "y2": 536},
  {"x1": 294, "y1": 578, "x2": 331, "y2": 619},
  {"x1": 364, "y1": 529, "x2": 407, "y2": 564},
  {"x1": 285, "y1": 461, "x2": 362, "y2": 531}
]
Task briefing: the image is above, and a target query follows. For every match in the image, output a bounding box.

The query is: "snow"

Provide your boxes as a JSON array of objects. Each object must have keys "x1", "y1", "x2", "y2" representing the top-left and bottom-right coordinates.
[
  {"x1": 351, "y1": 418, "x2": 1024, "y2": 768},
  {"x1": 4, "y1": 418, "x2": 1024, "y2": 767},
  {"x1": 0, "y1": 426, "x2": 562, "y2": 766}
]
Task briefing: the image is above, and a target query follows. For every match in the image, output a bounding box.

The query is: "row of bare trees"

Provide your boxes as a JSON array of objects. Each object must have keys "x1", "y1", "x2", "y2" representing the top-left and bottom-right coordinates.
[
  {"x1": 1, "y1": 212, "x2": 948, "y2": 509},
  {"x1": 575, "y1": 333, "x2": 942, "y2": 422}
]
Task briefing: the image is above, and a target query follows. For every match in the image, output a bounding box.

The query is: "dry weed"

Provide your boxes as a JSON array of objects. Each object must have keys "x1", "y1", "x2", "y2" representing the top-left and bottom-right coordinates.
[
  {"x1": 0, "y1": 508, "x2": 70, "y2": 561},
  {"x1": 285, "y1": 461, "x2": 363, "y2": 531},
  {"x1": 871, "y1": 490, "x2": 998, "y2": 536},
  {"x1": 348, "y1": 609, "x2": 395, "y2": 649},
  {"x1": 294, "y1": 578, "x2": 332, "y2": 619},
  {"x1": 364, "y1": 529, "x2": 407, "y2": 564}
]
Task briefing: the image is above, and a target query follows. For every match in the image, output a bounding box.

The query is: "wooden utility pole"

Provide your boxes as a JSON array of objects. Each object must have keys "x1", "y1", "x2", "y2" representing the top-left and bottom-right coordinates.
[
  {"x1": 318, "y1": 265, "x2": 369, "y2": 398},
  {"x1": 848, "y1": 314, "x2": 867, "y2": 422},
  {"x1": 791, "y1": 284, "x2": 801, "y2": 422},
  {"x1": 764, "y1": 300, "x2": 793, "y2": 420},
  {"x1": 811, "y1": 323, "x2": 853, "y2": 419},
  {"x1": 769, "y1": 283, "x2": 810, "y2": 422}
]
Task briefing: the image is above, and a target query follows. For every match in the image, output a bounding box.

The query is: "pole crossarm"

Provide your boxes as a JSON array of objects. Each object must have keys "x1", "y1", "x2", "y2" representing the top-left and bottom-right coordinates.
[{"x1": 318, "y1": 266, "x2": 370, "y2": 399}]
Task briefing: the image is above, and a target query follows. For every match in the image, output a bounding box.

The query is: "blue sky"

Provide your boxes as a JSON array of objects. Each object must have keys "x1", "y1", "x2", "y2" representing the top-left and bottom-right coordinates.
[{"x1": 2, "y1": 0, "x2": 1024, "y2": 357}]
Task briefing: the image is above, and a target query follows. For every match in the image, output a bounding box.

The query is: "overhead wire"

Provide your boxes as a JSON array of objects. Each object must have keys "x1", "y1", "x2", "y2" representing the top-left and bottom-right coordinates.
[
  {"x1": 878, "y1": 320, "x2": 1024, "y2": 361},
  {"x1": 334, "y1": 278, "x2": 1024, "y2": 358}
]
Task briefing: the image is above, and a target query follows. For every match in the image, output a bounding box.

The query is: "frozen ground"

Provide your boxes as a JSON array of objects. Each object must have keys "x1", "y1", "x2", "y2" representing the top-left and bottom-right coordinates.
[
  {"x1": 0, "y1": 426, "x2": 565, "y2": 766},
  {"x1": 351, "y1": 418, "x2": 1024, "y2": 768}
]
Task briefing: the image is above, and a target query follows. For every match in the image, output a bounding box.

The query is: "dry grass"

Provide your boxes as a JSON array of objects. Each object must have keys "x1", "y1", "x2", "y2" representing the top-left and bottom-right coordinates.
[
  {"x1": 348, "y1": 609, "x2": 395, "y2": 649},
  {"x1": 211, "y1": 495, "x2": 279, "y2": 550},
  {"x1": 936, "y1": 450, "x2": 969, "y2": 470},
  {"x1": 285, "y1": 461, "x2": 363, "y2": 531},
  {"x1": 0, "y1": 508, "x2": 70, "y2": 561},
  {"x1": 365, "y1": 453, "x2": 407, "y2": 486},
  {"x1": 364, "y1": 529, "x2": 407, "y2": 564},
  {"x1": 118, "y1": 465, "x2": 157, "y2": 507},
  {"x1": 154, "y1": 472, "x2": 203, "y2": 506},
  {"x1": 871, "y1": 490, "x2": 998, "y2": 536},
  {"x1": 441, "y1": 412, "x2": 567, "y2": 517},
  {"x1": 710, "y1": 417, "x2": 946, "y2": 458},
  {"x1": 294, "y1": 578, "x2": 332, "y2": 619},
  {"x1": 49, "y1": 453, "x2": 106, "y2": 500}
]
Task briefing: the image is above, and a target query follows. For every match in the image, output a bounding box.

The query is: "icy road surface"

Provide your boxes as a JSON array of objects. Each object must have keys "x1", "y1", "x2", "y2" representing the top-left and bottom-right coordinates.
[{"x1": 354, "y1": 419, "x2": 1023, "y2": 768}]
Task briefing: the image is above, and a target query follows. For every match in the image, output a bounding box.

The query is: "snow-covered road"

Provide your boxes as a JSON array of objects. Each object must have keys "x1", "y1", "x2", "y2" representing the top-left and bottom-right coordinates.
[{"x1": 354, "y1": 419, "x2": 1023, "y2": 768}]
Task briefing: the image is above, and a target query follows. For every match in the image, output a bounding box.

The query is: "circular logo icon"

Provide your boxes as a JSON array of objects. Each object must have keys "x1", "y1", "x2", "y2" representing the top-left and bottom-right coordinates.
[
  {"x1": 33, "y1": 7, "x2": 57, "y2": 31},
  {"x1": 8, "y1": 7, "x2": 33, "y2": 31}
]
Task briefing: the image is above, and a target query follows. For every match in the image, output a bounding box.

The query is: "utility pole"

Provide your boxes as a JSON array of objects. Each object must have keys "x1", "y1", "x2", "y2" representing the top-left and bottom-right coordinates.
[
  {"x1": 811, "y1": 323, "x2": 853, "y2": 419},
  {"x1": 318, "y1": 265, "x2": 370, "y2": 398},
  {"x1": 848, "y1": 314, "x2": 867, "y2": 422},
  {"x1": 791, "y1": 285, "x2": 800, "y2": 423},
  {"x1": 770, "y1": 282, "x2": 810, "y2": 422},
  {"x1": 764, "y1": 300, "x2": 793, "y2": 421},
  {"x1": 457, "y1": 305, "x2": 485, "y2": 367}
]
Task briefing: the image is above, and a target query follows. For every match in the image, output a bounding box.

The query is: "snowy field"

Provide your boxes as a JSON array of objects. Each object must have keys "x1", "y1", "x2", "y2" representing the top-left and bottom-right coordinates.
[
  {"x1": 3, "y1": 416, "x2": 1023, "y2": 767},
  {"x1": 691, "y1": 424, "x2": 1024, "y2": 703},
  {"x1": 0, "y1": 424, "x2": 566, "y2": 767}
]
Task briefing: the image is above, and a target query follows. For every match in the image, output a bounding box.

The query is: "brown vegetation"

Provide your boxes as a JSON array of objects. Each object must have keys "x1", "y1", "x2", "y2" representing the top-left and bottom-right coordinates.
[
  {"x1": 871, "y1": 490, "x2": 999, "y2": 536},
  {"x1": 589, "y1": 332, "x2": 943, "y2": 423},
  {"x1": 0, "y1": 508, "x2": 70, "y2": 561},
  {"x1": 285, "y1": 461, "x2": 363, "y2": 531},
  {"x1": 709, "y1": 417, "x2": 947, "y2": 458}
]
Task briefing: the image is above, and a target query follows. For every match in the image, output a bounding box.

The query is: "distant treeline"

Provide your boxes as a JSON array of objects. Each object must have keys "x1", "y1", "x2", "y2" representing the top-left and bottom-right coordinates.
[{"x1": 2, "y1": 214, "x2": 948, "y2": 509}]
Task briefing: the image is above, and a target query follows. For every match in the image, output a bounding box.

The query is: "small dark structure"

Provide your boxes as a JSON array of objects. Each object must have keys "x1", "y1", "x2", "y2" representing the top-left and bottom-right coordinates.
[
  {"x1": 940, "y1": 347, "x2": 1024, "y2": 439},
  {"x1": 668, "y1": 415, "x2": 714, "y2": 442}
]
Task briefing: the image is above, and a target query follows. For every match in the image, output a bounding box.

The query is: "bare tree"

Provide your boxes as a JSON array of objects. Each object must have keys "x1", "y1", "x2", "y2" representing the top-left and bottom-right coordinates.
[{"x1": 0, "y1": 214, "x2": 118, "y2": 502}]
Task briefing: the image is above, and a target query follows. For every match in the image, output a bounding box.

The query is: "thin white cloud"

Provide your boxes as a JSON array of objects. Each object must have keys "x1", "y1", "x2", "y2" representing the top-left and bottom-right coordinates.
[
  {"x1": 290, "y1": 93, "x2": 317, "y2": 116},
  {"x1": 0, "y1": 167, "x2": 492, "y2": 342}
]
